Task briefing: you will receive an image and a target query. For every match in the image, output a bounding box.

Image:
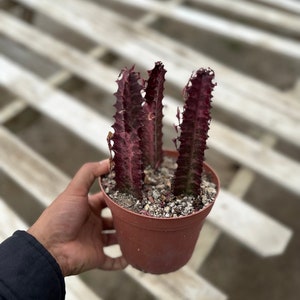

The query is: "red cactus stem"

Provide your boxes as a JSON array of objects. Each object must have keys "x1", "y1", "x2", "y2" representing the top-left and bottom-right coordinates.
[
  {"x1": 173, "y1": 68, "x2": 216, "y2": 196},
  {"x1": 110, "y1": 66, "x2": 145, "y2": 198},
  {"x1": 140, "y1": 62, "x2": 166, "y2": 170}
]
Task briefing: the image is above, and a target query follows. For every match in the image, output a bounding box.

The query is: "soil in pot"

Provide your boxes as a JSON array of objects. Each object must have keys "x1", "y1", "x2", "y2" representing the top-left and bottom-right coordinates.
[{"x1": 101, "y1": 156, "x2": 217, "y2": 218}]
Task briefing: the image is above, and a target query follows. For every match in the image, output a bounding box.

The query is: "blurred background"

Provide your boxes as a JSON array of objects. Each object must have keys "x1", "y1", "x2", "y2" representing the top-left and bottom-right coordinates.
[{"x1": 0, "y1": 0, "x2": 299, "y2": 299}]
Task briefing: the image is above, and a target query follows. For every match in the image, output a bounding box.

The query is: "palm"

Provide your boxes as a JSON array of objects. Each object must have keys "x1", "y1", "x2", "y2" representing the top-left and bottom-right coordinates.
[{"x1": 28, "y1": 162, "x2": 127, "y2": 276}]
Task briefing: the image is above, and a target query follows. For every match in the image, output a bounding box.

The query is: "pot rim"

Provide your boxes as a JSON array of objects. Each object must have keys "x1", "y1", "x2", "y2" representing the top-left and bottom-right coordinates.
[{"x1": 99, "y1": 159, "x2": 220, "y2": 222}]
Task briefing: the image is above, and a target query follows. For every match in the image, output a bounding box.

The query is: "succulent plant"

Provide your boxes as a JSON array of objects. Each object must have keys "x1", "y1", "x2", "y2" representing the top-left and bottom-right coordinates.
[
  {"x1": 173, "y1": 68, "x2": 215, "y2": 197},
  {"x1": 140, "y1": 61, "x2": 166, "y2": 170},
  {"x1": 107, "y1": 62, "x2": 215, "y2": 201}
]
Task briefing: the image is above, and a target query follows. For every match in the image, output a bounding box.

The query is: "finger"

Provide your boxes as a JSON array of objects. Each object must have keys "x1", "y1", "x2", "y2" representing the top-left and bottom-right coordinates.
[
  {"x1": 102, "y1": 217, "x2": 114, "y2": 231},
  {"x1": 88, "y1": 192, "x2": 107, "y2": 214},
  {"x1": 66, "y1": 160, "x2": 110, "y2": 195},
  {"x1": 102, "y1": 232, "x2": 118, "y2": 246},
  {"x1": 100, "y1": 255, "x2": 128, "y2": 271},
  {"x1": 89, "y1": 192, "x2": 106, "y2": 205}
]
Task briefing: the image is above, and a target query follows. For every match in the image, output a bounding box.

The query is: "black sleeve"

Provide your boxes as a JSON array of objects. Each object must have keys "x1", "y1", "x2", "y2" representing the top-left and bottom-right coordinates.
[{"x1": 0, "y1": 230, "x2": 65, "y2": 300}]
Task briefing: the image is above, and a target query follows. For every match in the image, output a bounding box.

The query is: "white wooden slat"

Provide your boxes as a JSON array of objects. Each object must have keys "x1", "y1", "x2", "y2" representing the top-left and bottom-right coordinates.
[
  {"x1": 65, "y1": 277, "x2": 101, "y2": 300},
  {"x1": 1, "y1": 8, "x2": 299, "y2": 146},
  {"x1": 188, "y1": 222, "x2": 221, "y2": 269},
  {"x1": 257, "y1": 0, "x2": 300, "y2": 14},
  {"x1": 209, "y1": 122, "x2": 300, "y2": 197},
  {"x1": 289, "y1": 78, "x2": 300, "y2": 97},
  {"x1": 208, "y1": 190, "x2": 292, "y2": 257},
  {"x1": 112, "y1": 0, "x2": 300, "y2": 118},
  {"x1": 116, "y1": 0, "x2": 300, "y2": 59},
  {"x1": 0, "y1": 44, "x2": 110, "y2": 126},
  {"x1": 0, "y1": 54, "x2": 111, "y2": 154},
  {"x1": 0, "y1": 126, "x2": 227, "y2": 300},
  {"x1": 0, "y1": 198, "x2": 27, "y2": 240},
  {"x1": 0, "y1": 10, "x2": 117, "y2": 94},
  {"x1": 0, "y1": 54, "x2": 298, "y2": 197},
  {"x1": 190, "y1": 0, "x2": 300, "y2": 36},
  {"x1": 127, "y1": 265, "x2": 227, "y2": 300},
  {"x1": 14, "y1": 0, "x2": 300, "y2": 148},
  {"x1": 0, "y1": 126, "x2": 69, "y2": 206},
  {"x1": 0, "y1": 198, "x2": 103, "y2": 300},
  {"x1": 34, "y1": 0, "x2": 300, "y2": 118},
  {"x1": 0, "y1": 100, "x2": 27, "y2": 124},
  {"x1": 0, "y1": 124, "x2": 293, "y2": 257}
]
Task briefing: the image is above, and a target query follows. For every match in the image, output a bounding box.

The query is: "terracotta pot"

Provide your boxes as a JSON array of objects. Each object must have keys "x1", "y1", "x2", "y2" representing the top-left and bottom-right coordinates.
[{"x1": 99, "y1": 150, "x2": 220, "y2": 274}]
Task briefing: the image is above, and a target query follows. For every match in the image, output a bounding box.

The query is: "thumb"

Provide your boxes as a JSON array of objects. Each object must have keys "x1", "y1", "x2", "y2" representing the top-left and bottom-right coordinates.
[{"x1": 66, "y1": 160, "x2": 110, "y2": 196}]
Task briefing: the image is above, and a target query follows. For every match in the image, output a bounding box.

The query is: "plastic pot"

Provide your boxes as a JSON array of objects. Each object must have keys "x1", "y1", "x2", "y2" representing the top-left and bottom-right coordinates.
[{"x1": 99, "y1": 150, "x2": 220, "y2": 274}]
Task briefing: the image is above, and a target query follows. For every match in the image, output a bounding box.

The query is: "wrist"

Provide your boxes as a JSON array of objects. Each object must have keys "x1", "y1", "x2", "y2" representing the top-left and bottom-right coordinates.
[{"x1": 27, "y1": 227, "x2": 68, "y2": 276}]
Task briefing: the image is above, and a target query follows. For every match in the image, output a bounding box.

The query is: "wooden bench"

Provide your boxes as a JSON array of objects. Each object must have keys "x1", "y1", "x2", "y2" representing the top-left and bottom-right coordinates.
[{"x1": 0, "y1": 0, "x2": 299, "y2": 299}]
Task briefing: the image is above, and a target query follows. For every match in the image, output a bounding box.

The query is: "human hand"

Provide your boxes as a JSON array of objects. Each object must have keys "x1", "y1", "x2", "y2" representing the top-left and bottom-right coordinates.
[{"x1": 27, "y1": 161, "x2": 127, "y2": 276}]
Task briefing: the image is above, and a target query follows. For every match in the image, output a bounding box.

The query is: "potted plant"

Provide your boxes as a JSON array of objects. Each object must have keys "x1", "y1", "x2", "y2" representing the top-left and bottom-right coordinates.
[{"x1": 100, "y1": 62, "x2": 219, "y2": 274}]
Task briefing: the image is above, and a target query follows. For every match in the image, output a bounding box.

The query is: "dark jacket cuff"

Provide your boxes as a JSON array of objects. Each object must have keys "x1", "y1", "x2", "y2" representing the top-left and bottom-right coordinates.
[{"x1": 0, "y1": 230, "x2": 65, "y2": 300}]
